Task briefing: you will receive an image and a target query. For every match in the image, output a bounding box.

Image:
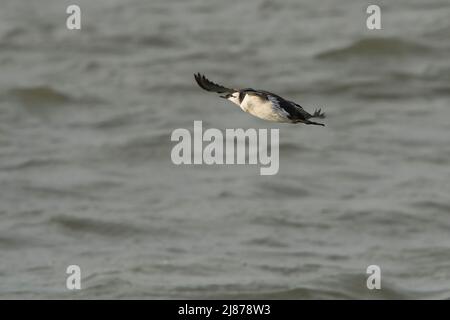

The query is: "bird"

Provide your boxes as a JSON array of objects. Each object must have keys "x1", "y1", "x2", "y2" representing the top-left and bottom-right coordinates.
[{"x1": 194, "y1": 73, "x2": 325, "y2": 126}]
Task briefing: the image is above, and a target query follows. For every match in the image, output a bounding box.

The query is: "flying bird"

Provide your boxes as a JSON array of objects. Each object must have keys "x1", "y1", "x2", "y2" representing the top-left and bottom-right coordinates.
[{"x1": 194, "y1": 73, "x2": 325, "y2": 126}]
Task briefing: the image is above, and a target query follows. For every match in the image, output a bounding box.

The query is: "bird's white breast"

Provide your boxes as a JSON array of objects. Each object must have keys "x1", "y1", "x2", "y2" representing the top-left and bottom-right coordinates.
[{"x1": 239, "y1": 94, "x2": 290, "y2": 122}]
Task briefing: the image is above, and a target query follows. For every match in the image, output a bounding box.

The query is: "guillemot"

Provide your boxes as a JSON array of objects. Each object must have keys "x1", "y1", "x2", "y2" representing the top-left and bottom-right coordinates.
[{"x1": 194, "y1": 73, "x2": 325, "y2": 126}]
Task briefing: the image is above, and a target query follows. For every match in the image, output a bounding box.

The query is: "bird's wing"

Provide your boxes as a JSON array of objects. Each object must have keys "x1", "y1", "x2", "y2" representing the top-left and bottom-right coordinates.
[
  {"x1": 291, "y1": 102, "x2": 314, "y2": 118},
  {"x1": 194, "y1": 73, "x2": 235, "y2": 94},
  {"x1": 285, "y1": 101, "x2": 313, "y2": 120}
]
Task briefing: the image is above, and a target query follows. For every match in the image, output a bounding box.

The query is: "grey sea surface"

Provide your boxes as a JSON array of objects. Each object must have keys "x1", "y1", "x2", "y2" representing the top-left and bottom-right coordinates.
[{"x1": 1, "y1": 0, "x2": 450, "y2": 299}]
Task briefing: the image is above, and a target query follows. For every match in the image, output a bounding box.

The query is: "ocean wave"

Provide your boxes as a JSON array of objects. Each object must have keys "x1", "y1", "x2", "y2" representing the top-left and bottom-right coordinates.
[
  {"x1": 251, "y1": 214, "x2": 331, "y2": 231},
  {"x1": 92, "y1": 111, "x2": 148, "y2": 130},
  {"x1": 254, "y1": 181, "x2": 311, "y2": 198},
  {"x1": 243, "y1": 237, "x2": 289, "y2": 248},
  {"x1": 177, "y1": 276, "x2": 416, "y2": 299},
  {"x1": 48, "y1": 215, "x2": 146, "y2": 238},
  {"x1": 412, "y1": 200, "x2": 450, "y2": 214},
  {"x1": 316, "y1": 37, "x2": 430, "y2": 60},
  {"x1": 102, "y1": 133, "x2": 171, "y2": 161},
  {"x1": 103, "y1": 34, "x2": 179, "y2": 49},
  {"x1": 0, "y1": 235, "x2": 37, "y2": 250},
  {"x1": 0, "y1": 158, "x2": 65, "y2": 171},
  {"x1": 6, "y1": 86, "x2": 72, "y2": 106}
]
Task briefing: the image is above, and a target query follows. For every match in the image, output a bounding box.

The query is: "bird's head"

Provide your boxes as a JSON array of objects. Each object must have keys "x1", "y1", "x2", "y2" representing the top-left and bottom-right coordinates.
[{"x1": 220, "y1": 91, "x2": 240, "y2": 106}]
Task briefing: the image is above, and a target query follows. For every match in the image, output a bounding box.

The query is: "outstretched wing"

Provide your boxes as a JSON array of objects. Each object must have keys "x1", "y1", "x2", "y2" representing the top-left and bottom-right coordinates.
[
  {"x1": 194, "y1": 73, "x2": 235, "y2": 94},
  {"x1": 291, "y1": 101, "x2": 313, "y2": 119}
]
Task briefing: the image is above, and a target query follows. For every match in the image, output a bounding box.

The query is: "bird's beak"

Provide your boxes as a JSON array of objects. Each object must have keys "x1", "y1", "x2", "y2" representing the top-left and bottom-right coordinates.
[{"x1": 220, "y1": 95, "x2": 227, "y2": 99}]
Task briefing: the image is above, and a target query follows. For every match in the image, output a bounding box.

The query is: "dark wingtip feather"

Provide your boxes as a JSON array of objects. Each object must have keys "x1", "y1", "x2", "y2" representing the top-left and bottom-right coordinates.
[
  {"x1": 193, "y1": 73, "x2": 234, "y2": 94},
  {"x1": 194, "y1": 73, "x2": 207, "y2": 90}
]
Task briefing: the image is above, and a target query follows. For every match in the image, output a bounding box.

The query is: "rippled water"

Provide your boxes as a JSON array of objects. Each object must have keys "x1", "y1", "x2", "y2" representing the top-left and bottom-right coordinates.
[{"x1": 1, "y1": 0, "x2": 450, "y2": 299}]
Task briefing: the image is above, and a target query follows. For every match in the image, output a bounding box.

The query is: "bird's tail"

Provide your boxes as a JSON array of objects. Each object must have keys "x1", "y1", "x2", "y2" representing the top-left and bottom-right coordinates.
[{"x1": 310, "y1": 108, "x2": 325, "y2": 119}]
